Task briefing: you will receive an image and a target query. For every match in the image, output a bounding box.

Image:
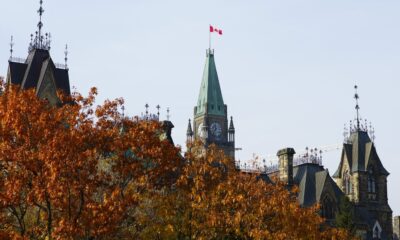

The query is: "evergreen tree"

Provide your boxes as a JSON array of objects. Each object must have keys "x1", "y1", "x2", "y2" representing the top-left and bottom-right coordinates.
[{"x1": 335, "y1": 196, "x2": 357, "y2": 235}]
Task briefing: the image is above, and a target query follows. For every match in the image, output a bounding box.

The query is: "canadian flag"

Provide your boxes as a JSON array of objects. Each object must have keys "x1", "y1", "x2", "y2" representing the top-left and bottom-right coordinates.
[{"x1": 210, "y1": 25, "x2": 223, "y2": 35}]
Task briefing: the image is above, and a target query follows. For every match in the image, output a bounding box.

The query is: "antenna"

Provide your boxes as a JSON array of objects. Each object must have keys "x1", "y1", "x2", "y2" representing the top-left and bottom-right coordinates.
[
  {"x1": 354, "y1": 85, "x2": 360, "y2": 130},
  {"x1": 10, "y1": 36, "x2": 14, "y2": 59}
]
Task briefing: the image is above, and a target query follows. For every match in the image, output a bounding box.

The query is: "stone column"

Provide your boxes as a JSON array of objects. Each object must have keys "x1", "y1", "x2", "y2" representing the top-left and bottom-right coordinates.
[{"x1": 277, "y1": 148, "x2": 296, "y2": 186}]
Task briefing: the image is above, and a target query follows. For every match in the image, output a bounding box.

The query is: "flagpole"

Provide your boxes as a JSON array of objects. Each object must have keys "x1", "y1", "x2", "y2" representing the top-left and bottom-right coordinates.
[{"x1": 209, "y1": 25, "x2": 211, "y2": 50}]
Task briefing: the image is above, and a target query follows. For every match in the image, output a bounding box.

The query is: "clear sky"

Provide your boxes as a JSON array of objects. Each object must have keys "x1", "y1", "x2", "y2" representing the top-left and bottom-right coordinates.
[{"x1": 1, "y1": 0, "x2": 399, "y2": 216}]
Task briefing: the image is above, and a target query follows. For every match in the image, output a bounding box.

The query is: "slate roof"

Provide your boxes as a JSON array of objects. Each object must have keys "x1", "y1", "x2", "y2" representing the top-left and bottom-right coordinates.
[
  {"x1": 8, "y1": 62, "x2": 27, "y2": 85},
  {"x1": 333, "y1": 130, "x2": 389, "y2": 178},
  {"x1": 292, "y1": 163, "x2": 343, "y2": 207},
  {"x1": 195, "y1": 49, "x2": 225, "y2": 117},
  {"x1": 7, "y1": 48, "x2": 70, "y2": 95}
]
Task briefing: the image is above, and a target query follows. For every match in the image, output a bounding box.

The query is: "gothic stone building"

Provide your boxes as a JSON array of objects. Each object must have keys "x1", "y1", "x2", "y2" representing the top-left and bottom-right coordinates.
[{"x1": 187, "y1": 49, "x2": 395, "y2": 240}]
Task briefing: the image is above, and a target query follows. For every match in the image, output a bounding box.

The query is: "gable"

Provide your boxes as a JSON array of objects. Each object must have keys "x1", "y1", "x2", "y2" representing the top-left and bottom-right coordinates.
[
  {"x1": 36, "y1": 59, "x2": 60, "y2": 105},
  {"x1": 316, "y1": 170, "x2": 343, "y2": 204}
]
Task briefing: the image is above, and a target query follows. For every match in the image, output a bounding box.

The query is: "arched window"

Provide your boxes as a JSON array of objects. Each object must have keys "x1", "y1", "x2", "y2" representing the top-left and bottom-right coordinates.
[
  {"x1": 343, "y1": 171, "x2": 352, "y2": 195},
  {"x1": 321, "y1": 195, "x2": 335, "y2": 220},
  {"x1": 372, "y1": 221, "x2": 382, "y2": 239},
  {"x1": 368, "y1": 168, "x2": 377, "y2": 200}
]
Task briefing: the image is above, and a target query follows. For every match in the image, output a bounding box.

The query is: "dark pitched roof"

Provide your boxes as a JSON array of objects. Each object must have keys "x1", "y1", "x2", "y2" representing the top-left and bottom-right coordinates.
[
  {"x1": 258, "y1": 173, "x2": 272, "y2": 183},
  {"x1": 54, "y1": 68, "x2": 71, "y2": 95},
  {"x1": 7, "y1": 48, "x2": 71, "y2": 97},
  {"x1": 21, "y1": 49, "x2": 51, "y2": 89},
  {"x1": 8, "y1": 61, "x2": 27, "y2": 85},
  {"x1": 293, "y1": 163, "x2": 343, "y2": 207},
  {"x1": 333, "y1": 130, "x2": 389, "y2": 177}
]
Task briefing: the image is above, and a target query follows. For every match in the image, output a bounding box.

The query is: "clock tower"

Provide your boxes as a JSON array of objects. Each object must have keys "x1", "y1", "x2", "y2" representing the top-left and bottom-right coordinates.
[{"x1": 187, "y1": 49, "x2": 235, "y2": 159}]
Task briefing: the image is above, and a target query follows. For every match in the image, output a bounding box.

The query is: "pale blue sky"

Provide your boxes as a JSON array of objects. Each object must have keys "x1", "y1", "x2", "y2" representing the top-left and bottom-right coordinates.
[{"x1": 1, "y1": 0, "x2": 399, "y2": 215}]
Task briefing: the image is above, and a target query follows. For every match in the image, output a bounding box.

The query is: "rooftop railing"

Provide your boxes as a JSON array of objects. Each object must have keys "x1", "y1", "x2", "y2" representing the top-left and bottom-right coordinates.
[{"x1": 9, "y1": 57, "x2": 26, "y2": 64}]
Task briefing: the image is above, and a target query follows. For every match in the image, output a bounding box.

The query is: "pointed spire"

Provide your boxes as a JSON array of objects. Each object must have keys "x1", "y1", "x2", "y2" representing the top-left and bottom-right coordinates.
[
  {"x1": 186, "y1": 119, "x2": 193, "y2": 137},
  {"x1": 229, "y1": 116, "x2": 235, "y2": 130},
  {"x1": 29, "y1": 0, "x2": 51, "y2": 51},
  {"x1": 354, "y1": 85, "x2": 360, "y2": 130},
  {"x1": 196, "y1": 49, "x2": 225, "y2": 116},
  {"x1": 228, "y1": 116, "x2": 235, "y2": 143},
  {"x1": 37, "y1": 0, "x2": 44, "y2": 48}
]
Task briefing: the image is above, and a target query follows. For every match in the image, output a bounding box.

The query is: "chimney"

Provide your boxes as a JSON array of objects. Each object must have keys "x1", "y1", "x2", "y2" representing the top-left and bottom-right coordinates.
[{"x1": 277, "y1": 148, "x2": 296, "y2": 186}]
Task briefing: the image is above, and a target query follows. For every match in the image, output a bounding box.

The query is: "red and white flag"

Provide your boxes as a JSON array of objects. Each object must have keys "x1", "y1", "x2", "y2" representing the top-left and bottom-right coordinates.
[{"x1": 210, "y1": 25, "x2": 223, "y2": 35}]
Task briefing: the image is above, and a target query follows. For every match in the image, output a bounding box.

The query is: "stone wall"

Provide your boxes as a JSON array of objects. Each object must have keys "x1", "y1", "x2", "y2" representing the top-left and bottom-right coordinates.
[{"x1": 394, "y1": 216, "x2": 400, "y2": 240}]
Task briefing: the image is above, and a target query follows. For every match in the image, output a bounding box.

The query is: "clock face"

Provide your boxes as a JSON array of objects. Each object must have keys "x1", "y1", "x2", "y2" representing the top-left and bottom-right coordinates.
[
  {"x1": 197, "y1": 123, "x2": 204, "y2": 138},
  {"x1": 210, "y1": 122, "x2": 222, "y2": 137}
]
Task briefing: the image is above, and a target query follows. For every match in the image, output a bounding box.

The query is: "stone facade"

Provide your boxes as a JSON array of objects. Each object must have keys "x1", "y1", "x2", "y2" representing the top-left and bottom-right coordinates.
[
  {"x1": 187, "y1": 50, "x2": 396, "y2": 240},
  {"x1": 332, "y1": 130, "x2": 392, "y2": 239},
  {"x1": 393, "y1": 216, "x2": 400, "y2": 240}
]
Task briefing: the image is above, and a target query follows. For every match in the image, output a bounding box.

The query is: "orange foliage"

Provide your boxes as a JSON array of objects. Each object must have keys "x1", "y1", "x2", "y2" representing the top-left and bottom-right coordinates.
[
  {"x1": 0, "y1": 84, "x2": 180, "y2": 239},
  {"x1": 135, "y1": 142, "x2": 355, "y2": 239},
  {"x1": 0, "y1": 83, "x2": 353, "y2": 239}
]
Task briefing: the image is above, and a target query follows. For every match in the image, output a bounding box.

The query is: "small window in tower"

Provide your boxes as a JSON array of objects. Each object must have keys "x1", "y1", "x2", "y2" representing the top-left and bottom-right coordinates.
[
  {"x1": 367, "y1": 168, "x2": 377, "y2": 200},
  {"x1": 344, "y1": 171, "x2": 351, "y2": 195},
  {"x1": 211, "y1": 104, "x2": 214, "y2": 110},
  {"x1": 218, "y1": 105, "x2": 221, "y2": 111}
]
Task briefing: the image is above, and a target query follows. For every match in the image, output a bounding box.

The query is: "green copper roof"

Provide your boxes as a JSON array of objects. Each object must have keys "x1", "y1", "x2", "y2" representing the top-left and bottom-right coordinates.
[{"x1": 196, "y1": 49, "x2": 225, "y2": 116}]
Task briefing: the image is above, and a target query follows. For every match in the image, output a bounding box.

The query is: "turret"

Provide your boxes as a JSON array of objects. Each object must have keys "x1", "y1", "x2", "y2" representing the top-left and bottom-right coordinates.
[
  {"x1": 228, "y1": 116, "x2": 235, "y2": 143},
  {"x1": 186, "y1": 119, "x2": 193, "y2": 143},
  {"x1": 332, "y1": 85, "x2": 392, "y2": 239}
]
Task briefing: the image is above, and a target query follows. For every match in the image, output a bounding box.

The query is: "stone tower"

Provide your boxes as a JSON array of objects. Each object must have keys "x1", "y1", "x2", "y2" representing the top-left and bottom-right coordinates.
[
  {"x1": 333, "y1": 86, "x2": 392, "y2": 239},
  {"x1": 188, "y1": 49, "x2": 235, "y2": 159}
]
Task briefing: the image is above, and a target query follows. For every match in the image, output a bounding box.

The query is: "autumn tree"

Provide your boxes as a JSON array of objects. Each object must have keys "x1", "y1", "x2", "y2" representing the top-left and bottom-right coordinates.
[
  {"x1": 0, "y1": 83, "x2": 181, "y2": 239},
  {"x1": 0, "y1": 81, "x2": 355, "y2": 239},
  {"x1": 134, "y1": 141, "x2": 355, "y2": 240}
]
